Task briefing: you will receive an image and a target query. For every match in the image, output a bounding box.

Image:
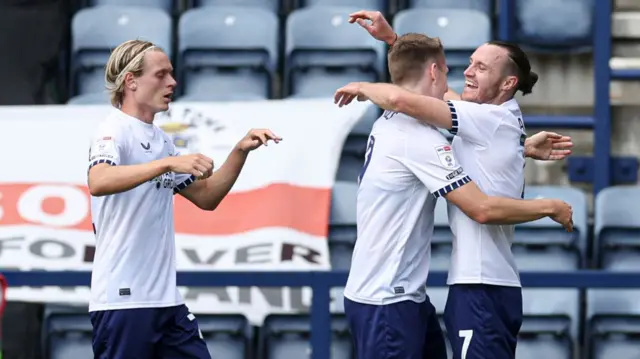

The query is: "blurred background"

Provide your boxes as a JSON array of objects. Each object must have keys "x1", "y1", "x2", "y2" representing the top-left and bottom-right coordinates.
[{"x1": 1, "y1": 0, "x2": 639, "y2": 358}]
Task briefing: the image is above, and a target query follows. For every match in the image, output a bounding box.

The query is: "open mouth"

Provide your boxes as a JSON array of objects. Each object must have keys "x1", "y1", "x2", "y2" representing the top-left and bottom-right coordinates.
[
  {"x1": 465, "y1": 80, "x2": 478, "y2": 89},
  {"x1": 163, "y1": 93, "x2": 173, "y2": 101}
]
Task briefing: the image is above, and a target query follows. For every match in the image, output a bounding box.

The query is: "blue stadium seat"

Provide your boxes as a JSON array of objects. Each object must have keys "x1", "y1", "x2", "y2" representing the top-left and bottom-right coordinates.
[
  {"x1": 197, "y1": 314, "x2": 252, "y2": 359},
  {"x1": 329, "y1": 181, "x2": 358, "y2": 270},
  {"x1": 589, "y1": 186, "x2": 640, "y2": 359},
  {"x1": 67, "y1": 92, "x2": 110, "y2": 105},
  {"x1": 43, "y1": 305, "x2": 93, "y2": 359},
  {"x1": 87, "y1": 0, "x2": 173, "y2": 13},
  {"x1": 518, "y1": 186, "x2": 588, "y2": 268},
  {"x1": 70, "y1": 6, "x2": 172, "y2": 96},
  {"x1": 300, "y1": 0, "x2": 386, "y2": 12},
  {"x1": 192, "y1": 0, "x2": 280, "y2": 13},
  {"x1": 514, "y1": 0, "x2": 594, "y2": 52},
  {"x1": 408, "y1": 0, "x2": 492, "y2": 15},
  {"x1": 594, "y1": 186, "x2": 640, "y2": 268},
  {"x1": 177, "y1": 7, "x2": 278, "y2": 100},
  {"x1": 260, "y1": 314, "x2": 352, "y2": 359},
  {"x1": 285, "y1": 6, "x2": 386, "y2": 97},
  {"x1": 393, "y1": 8, "x2": 491, "y2": 77},
  {"x1": 337, "y1": 104, "x2": 379, "y2": 182}
]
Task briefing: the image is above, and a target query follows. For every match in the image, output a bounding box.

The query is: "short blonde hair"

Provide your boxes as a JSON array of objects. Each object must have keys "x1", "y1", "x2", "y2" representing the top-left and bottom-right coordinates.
[
  {"x1": 388, "y1": 33, "x2": 445, "y2": 85},
  {"x1": 105, "y1": 40, "x2": 164, "y2": 107}
]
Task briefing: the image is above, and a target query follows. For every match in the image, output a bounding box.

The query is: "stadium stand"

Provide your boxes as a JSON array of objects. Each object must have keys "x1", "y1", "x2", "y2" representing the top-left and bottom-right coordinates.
[
  {"x1": 3, "y1": 1, "x2": 640, "y2": 359},
  {"x1": 284, "y1": 6, "x2": 387, "y2": 97},
  {"x1": 177, "y1": 6, "x2": 279, "y2": 100},
  {"x1": 87, "y1": 0, "x2": 174, "y2": 13},
  {"x1": 70, "y1": 6, "x2": 172, "y2": 97},
  {"x1": 190, "y1": 0, "x2": 281, "y2": 13}
]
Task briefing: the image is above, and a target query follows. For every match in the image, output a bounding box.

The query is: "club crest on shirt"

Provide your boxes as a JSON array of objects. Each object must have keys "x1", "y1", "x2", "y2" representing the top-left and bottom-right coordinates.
[{"x1": 435, "y1": 144, "x2": 456, "y2": 168}]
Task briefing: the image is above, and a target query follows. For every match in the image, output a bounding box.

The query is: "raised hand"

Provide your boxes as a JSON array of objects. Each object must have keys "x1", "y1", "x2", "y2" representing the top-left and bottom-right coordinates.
[
  {"x1": 236, "y1": 129, "x2": 282, "y2": 152},
  {"x1": 348, "y1": 10, "x2": 397, "y2": 45},
  {"x1": 525, "y1": 131, "x2": 573, "y2": 161}
]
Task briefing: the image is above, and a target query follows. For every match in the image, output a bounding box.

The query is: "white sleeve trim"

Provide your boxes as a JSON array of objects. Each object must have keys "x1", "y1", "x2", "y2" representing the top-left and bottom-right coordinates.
[
  {"x1": 433, "y1": 175, "x2": 471, "y2": 198},
  {"x1": 173, "y1": 175, "x2": 197, "y2": 194}
]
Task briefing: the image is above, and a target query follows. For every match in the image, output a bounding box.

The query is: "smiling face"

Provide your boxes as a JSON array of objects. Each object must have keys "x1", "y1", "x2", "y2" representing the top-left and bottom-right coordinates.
[{"x1": 461, "y1": 43, "x2": 518, "y2": 105}]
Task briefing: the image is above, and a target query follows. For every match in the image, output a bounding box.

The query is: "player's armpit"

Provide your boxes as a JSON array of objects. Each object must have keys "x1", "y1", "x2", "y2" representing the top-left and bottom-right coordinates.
[
  {"x1": 445, "y1": 181, "x2": 560, "y2": 226},
  {"x1": 88, "y1": 161, "x2": 170, "y2": 197}
]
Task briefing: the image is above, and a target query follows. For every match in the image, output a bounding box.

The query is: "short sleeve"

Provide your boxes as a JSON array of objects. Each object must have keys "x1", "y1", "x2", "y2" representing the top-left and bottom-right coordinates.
[
  {"x1": 88, "y1": 123, "x2": 125, "y2": 170},
  {"x1": 400, "y1": 133, "x2": 472, "y2": 198},
  {"x1": 171, "y1": 146, "x2": 197, "y2": 195},
  {"x1": 446, "y1": 100, "x2": 505, "y2": 146}
]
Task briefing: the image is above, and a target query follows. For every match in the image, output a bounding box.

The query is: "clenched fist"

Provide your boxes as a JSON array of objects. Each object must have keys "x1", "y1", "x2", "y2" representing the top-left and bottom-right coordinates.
[{"x1": 165, "y1": 153, "x2": 214, "y2": 180}]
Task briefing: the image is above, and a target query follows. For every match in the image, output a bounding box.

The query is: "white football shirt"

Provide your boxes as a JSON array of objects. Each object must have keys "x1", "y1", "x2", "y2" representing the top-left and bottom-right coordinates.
[
  {"x1": 88, "y1": 109, "x2": 196, "y2": 312},
  {"x1": 445, "y1": 99, "x2": 526, "y2": 287},
  {"x1": 343, "y1": 110, "x2": 471, "y2": 305}
]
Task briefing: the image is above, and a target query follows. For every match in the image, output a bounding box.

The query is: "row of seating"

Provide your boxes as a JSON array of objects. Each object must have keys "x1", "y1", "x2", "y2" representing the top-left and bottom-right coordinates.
[
  {"x1": 69, "y1": 5, "x2": 492, "y2": 102},
  {"x1": 81, "y1": 0, "x2": 494, "y2": 15},
  {"x1": 329, "y1": 183, "x2": 640, "y2": 271},
  {"x1": 43, "y1": 284, "x2": 640, "y2": 359}
]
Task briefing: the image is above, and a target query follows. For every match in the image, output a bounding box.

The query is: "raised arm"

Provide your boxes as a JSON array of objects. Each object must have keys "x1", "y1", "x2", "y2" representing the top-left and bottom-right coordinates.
[
  {"x1": 335, "y1": 82, "x2": 454, "y2": 129},
  {"x1": 178, "y1": 129, "x2": 281, "y2": 211}
]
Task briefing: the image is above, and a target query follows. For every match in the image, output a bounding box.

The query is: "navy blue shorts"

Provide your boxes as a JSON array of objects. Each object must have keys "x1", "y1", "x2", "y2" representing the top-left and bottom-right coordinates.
[
  {"x1": 90, "y1": 304, "x2": 211, "y2": 359},
  {"x1": 344, "y1": 296, "x2": 447, "y2": 359},
  {"x1": 444, "y1": 284, "x2": 523, "y2": 359}
]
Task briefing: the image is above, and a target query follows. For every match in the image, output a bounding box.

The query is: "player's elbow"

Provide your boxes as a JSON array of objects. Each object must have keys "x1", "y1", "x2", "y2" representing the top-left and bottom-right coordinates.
[
  {"x1": 388, "y1": 92, "x2": 407, "y2": 113},
  {"x1": 467, "y1": 205, "x2": 492, "y2": 224},
  {"x1": 88, "y1": 180, "x2": 109, "y2": 197}
]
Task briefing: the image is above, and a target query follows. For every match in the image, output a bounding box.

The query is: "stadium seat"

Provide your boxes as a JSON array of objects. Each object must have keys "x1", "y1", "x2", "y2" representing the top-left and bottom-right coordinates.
[
  {"x1": 285, "y1": 6, "x2": 386, "y2": 97},
  {"x1": 43, "y1": 306, "x2": 93, "y2": 359},
  {"x1": 177, "y1": 7, "x2": 278, "y2": 100},
  {"x1": 329, "y1": 181, "x2": 358, "y2": 270},
  {"x1": 67, "y1": 92, "x2": 110, "y2": 105},
  {"x1": 513, "y1": 0, "x2": 594, "y2": 52},
  {"x1": 393, "y1": 8, "x2": 491, "y2": 77},
  {"x1": 589, "y1": 186, "x2": 640, "y2": 359},
  {"x1": 87, "y1": 0, "x2": 173, "y2": 13},
  {"x1": 191, "y1": 0, "x2": 280, "y2": 13},
  {"x1": 594, "y1": 186, "x2": 640, "y2": 268},
  {"x1": 299, "y1": 0, "x2": 387, "y2": 12},
  {"x1": 260, "y1": 314, "x2": 352, "y2": 359},
  {"x1": 70, "y1": 6, "x2": 172, "y2": 96},
  {"x1": 408, "y1": 0, "x2": 493, "y2": 15},
  {"x1": 518, "y1": 186, "x2": 588, "y2": 268},
  {"x1": 197, "y1": 314, "x2": 252, "y2": 359}
]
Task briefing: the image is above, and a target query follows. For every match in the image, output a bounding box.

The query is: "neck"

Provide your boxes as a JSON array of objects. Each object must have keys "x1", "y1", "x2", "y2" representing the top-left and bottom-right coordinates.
[
  {"x1": 489, "y1": 92, "x2": 514, "y2": 106},
  {"x1": 120, "y1": 100, "x2": 155, "y2": 124},
  {"x1": 400, "y1": 82, "x2": 434, "y2": 98}
]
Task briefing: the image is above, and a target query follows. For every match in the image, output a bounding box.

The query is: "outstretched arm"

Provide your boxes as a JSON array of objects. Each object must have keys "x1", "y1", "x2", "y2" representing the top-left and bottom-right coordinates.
[
  {"x1": 444, "y1": 181, "x2": 573, "y2": 230},
  {"x1": 179, "y1": 129, "x2": 282, "y2": 211},
  {"x1": 335, "y1": 82, "x2": 455, "y2": 129}
]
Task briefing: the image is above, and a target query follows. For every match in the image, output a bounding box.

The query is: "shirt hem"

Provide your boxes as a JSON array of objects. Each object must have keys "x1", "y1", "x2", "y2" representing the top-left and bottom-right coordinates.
[
  {"x1": 446, "y1": 277, "x2": 521, "y2": 288},
  {"x1": 89, "y1": 299, "x2": 185, "y2": 312},
  {"x1": 343, "y1": 291, "x2": 426, "y2": 306}
]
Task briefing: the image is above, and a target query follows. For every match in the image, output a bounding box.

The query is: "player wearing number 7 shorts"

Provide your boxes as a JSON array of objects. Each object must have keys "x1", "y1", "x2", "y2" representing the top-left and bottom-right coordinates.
[
  {"x1": 337, "y1": 33, "x2": 574, "y2": 359},
  {"x1": 339, "y1": 10, "x2": 575, "y2": 359}
]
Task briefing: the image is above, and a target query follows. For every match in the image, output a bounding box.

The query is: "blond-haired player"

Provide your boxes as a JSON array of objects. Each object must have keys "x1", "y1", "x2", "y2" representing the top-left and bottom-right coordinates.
[{"x1": 87, "y1": 40, "x2": 281, "y2": 359}]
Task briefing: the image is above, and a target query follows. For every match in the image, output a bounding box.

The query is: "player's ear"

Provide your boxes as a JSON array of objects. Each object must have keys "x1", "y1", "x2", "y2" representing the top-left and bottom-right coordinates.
[
  {"x1": 502, "y1": 75, "x2": 518, "y2": 93},
  {"x1": 428, "y1": 62, "x2": 438, "y2": 82},
  {"x1": 124, "y1": 72, "x2": 136, "y2": 91}
]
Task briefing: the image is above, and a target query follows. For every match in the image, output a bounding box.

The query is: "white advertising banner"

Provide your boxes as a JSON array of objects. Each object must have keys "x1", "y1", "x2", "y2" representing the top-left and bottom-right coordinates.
[{"x1": 0, "y1": 98, "x2": 371, "y2": 324}]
